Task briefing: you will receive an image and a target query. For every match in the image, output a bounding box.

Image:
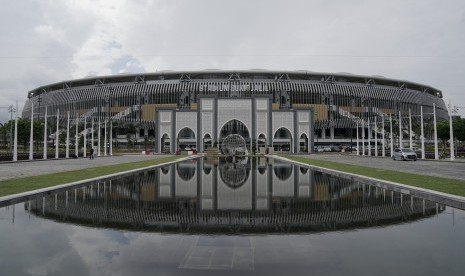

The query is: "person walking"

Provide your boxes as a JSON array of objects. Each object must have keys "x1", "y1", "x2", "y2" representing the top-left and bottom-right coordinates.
[{"x1": 89, "y1": 147, "x2": 94, "y2": 159}]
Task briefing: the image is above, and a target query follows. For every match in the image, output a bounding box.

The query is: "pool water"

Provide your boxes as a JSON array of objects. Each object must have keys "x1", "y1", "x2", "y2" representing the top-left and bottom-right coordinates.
[{"x1": 1, "y1": 157, "x2": 464, "y2": 275}]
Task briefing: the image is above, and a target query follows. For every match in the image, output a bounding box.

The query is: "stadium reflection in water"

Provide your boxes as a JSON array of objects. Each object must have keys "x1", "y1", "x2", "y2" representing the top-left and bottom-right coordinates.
[
  {"x1": 26, "y1": 157, "x2": 444, "y2": 233},
  {"x1": 3, "y1": 157, "x2": 465, "y2": 275}
]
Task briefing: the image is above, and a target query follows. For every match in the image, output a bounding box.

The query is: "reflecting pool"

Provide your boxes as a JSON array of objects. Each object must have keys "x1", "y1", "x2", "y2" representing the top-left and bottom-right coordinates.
[{"x1": 1, "y1": 157, "x2": 464, "y2": 275}]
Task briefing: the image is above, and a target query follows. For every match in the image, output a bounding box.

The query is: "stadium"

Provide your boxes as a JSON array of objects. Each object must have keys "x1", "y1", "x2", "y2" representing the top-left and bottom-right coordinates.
[{"x1": 23, "y1": 70, "x2": 448, "y2": 154}]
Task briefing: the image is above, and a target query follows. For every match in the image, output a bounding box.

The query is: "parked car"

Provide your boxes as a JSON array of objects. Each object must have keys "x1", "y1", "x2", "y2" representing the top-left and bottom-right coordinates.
[
  {"x1": 392, "y1": 148, "x2": 417, "y2": 161},
  {"x1": 323, "y1": 146, "x2": 332, "y2": 152}
]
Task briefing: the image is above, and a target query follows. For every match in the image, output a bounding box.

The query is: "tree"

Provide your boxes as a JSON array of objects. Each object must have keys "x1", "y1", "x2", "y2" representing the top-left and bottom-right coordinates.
[
  {"x1": 453, "y1": 118, "x2": 465, "y2": 142},
  {"x1": 437, "y1": 120, "x2": 450, "y2": 140}
]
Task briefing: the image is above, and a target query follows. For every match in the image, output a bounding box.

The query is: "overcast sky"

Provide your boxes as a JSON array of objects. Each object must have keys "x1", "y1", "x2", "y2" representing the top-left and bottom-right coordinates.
[{"x1": 1, "y1": 0, "x2": 465, "y2": 122}]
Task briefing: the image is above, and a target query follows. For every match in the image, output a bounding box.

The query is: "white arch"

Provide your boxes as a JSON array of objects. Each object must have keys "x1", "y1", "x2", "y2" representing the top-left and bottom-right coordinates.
[
  {"x1": 273, "y1": 127, "x2": 293, "y2": 139},
  {"x1": 273, "y1": 127, "x2": 293, "y2": 153},
  {"x1": 176, "y1": 127, "x2": 197, "y2": 150},
  {"x1": 218, "y1": 118, "x2": 251, "y2": 138}
]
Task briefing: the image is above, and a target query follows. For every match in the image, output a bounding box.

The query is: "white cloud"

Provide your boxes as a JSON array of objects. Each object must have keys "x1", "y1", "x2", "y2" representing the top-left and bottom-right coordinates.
[{"x1": 1, "y1": 0, "x2": 465, "y2": 122}]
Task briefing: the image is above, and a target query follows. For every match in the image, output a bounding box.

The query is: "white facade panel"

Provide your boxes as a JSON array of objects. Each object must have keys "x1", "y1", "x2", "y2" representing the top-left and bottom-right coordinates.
[
  {"x1": 175, "y1": 112, "x2": 197, "y2": 140},
  {"x1": 217, "y1": 99, "x2": 252, "y2": 137}
]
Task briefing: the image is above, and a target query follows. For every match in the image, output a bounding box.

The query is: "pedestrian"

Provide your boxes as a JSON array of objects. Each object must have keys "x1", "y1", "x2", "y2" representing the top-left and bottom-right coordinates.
[{"x1": 89, "y1": 147, "x2": 94, "y2": 159}]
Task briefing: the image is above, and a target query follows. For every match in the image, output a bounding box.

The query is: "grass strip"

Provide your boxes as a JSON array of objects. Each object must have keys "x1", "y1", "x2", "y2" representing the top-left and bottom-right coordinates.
[
  {"x1": 0, "y1": 156, "x2": 181, "y2": 197},
  {"x1": 286, "y1": 155, "x2": 465, "y2": 197}
]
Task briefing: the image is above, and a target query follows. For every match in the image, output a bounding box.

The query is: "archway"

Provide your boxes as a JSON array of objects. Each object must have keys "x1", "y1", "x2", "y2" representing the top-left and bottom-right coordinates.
[
  {"x1": 219, "y1": 119, "x2": 250, "y2": 153},
  {"x1": 273, "y1": 127, "x2": 292, "y2": 152},
  {"x1": 203, "y1": 133, "x2": 212, "y2": 151},
  {"x1": 257, "y1": 133, "x2": 266, "y2": 153},
  {"x1": 177, "y1": 127, "x2": 196, "y2": 151},
  {"x1": 299, "y1": 133, "x2": 308, "y2": 153},
  {"x1": 161, "y1": 133, "x2": 170, "y2": 153}
]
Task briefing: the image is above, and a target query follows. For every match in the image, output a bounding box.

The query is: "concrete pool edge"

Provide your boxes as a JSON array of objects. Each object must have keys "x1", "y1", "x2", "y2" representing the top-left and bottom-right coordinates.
[{"x1": 0, "y1": 155, "x2": 199, "y2": 207}]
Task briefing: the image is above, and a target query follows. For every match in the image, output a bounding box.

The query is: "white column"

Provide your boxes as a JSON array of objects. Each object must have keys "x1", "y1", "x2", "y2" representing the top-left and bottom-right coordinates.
[
  {"x1": 55, "y1": 109, "x2": 59, "y2": 159},
  {"x1": 433, "y1": 103, "x2": 439, "y2": 160},
  {"x1": 75, "y1": 115, "x2": 79, "y2": 157},
  {"x1": 389, "y1": 114, "x2": 394, "y2": 157},
  {"x1": 367, "y1": 118, "x2": 371, "y2": 156},
  {"x1": 13, "y1": 116, "x2": 18, "y2": 162},
  {"x1": 83, "y1": 115, "x2": 87, "y2": 157},
  {"x1": 374, "y1": 117, "x2": 378, "y2": 157},
  {"x1": 110, "y1": 120, "x2": 113, "y2": 155},
  {"x1": 29, "y1": 103, "x2": 34, "y2": 160},
  {"x1": 398, "y1": 110, "x2": 403, "y2": 148},
  {"x1": 382, "y1": 116, "x2": 385, "y2": 157},
  {"x1": 91, "y1": 118, "x2": 94, "y2": 150},
  {"x1": 98, "y1": 118, "x2": 101, "y2": 156},
  {"x1": 409, "y1": 108, "x2": 413, "y2": 149},
  {"x1": 66, "y1": 111, "x2": 70, "y2": 158},
  {"x1": 420, "y1": 106, "x2": 425, "y2": 159},
  {"x1": 449, "y1": 100, "x2": 455, "y2": 161},
  {"x1": 104, "y1": 119, "x2": 107, "y2": 156},
  {"x1": 362, "y1": 120, "x2": 365, "y2": 156},
  {"x1": 43, "y1": 106, "x2": 47, "y2": 160},
  {"x1": 356, "y1": 120, "x2": 360, "y2": 155}
]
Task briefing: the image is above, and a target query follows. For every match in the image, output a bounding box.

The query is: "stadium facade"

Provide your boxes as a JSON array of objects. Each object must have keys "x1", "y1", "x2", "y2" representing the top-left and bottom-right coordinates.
[{"x1": 23, "y1": 70, "x2": 448, "y2": 153}]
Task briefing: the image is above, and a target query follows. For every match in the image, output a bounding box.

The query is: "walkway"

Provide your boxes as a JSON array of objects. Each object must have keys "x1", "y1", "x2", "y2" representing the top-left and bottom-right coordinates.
[{"x1": 0, "y1": 154, "x2": 170, "y2": 181}]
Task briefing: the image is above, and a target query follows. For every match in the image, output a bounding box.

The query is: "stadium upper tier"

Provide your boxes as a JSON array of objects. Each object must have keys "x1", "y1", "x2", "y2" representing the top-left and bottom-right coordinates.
[{"x1": 23, "y1": 70, "x2": 448, "y2": 140}]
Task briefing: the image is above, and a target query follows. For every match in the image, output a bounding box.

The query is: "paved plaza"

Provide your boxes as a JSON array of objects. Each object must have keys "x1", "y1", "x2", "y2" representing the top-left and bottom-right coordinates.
[{"x1": 0, "y1": 154, "x2": 169, "y2": 181}]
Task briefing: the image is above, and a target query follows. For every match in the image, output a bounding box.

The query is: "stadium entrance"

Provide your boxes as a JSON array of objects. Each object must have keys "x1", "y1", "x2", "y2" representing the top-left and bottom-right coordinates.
[{"x1": 155, "y1": 97, "x2": 313, "y2": 154}]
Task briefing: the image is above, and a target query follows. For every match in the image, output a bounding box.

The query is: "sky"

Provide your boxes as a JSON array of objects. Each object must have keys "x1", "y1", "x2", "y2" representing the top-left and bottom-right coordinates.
[{"x1": 1, "y1": 0, "x2": 465, "y2": 123}]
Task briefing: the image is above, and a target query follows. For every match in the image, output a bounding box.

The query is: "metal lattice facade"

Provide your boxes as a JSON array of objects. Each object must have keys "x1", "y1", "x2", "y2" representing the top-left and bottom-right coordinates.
[{"x1": 23, "y1": 70, "x2": 448, "y2": 142}]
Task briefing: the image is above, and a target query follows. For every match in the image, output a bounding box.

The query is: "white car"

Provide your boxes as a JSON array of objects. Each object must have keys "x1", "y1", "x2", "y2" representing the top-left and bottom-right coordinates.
[{"x1": 392, "y1": 148, "x2": 417, "y2": 161}]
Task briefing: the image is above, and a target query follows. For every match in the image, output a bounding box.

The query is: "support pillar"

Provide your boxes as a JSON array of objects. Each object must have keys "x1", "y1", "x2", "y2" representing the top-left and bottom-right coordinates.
[
  {"x1": 55, "y1": 109, "x2": 59, "y2": 159},
  {"x1": 104, "y1": 119, "x2": 107, "y2": 156},
  {"x1": 356, "y1": 120, "x2": 360, "y2": 155},
  {"x1": 389, "y1": 114, "x2": 393, "y2": 157},
  {"x1": 66, "y1": 111, "x2": 70, "y2": 158},
  {"x1": 367, "y1": 118, "x2": 371, "y2": 156},
  {"x1": 420, "y1": 106, "x2": 425, "y2": 159},
  {"x1": 433, "y1": 103, "x2": 438, "y2": 160},
  {"x1": 91, "y1": 118, "x2": 94, "y2": 152},
  {"x1": 75, "y1": 115, "x2": 79, "y2": 157},
  {"x1": 83, "y1": 115, "x2": 87, "y2": 157},
  {"x1": 409, "y1": 108, "x2": 413, "y2": 150},
  {"x1": 13, "y1": 116, "x2": 18, "y2": 162},
  {"x1": 110, "y1": 120, "x2": 113, "y2": 156},
  {"x1": 98, "y1": 118, "x2": 101, "y2": 156},
  {"x1": 362, "y1": 120, "x2": 365, "y2": 156},
  {"x1": 43, "y1": 106, "x2": 47, "y2": 160},
  {"x1": 398, "y1": 110, "x2": 402, "y2": 148},
  {"x1": 374, "y1": 117, "x2": 378, "y2": 157},
  {"x1": 449, "y1": 100, "x2": 455, "y2": 161},
  {"x1": 29, "y1": 103, "x2": 34, "y2": 160}
]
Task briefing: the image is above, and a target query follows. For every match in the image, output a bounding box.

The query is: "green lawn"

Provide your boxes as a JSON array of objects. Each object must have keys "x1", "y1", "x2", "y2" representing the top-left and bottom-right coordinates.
[
  {"x1": 286, "y1": 155, "x2": 465, "y2": 197},
  {"x1": 0, "y1": 156, "x2": 182, "y2": 197}
]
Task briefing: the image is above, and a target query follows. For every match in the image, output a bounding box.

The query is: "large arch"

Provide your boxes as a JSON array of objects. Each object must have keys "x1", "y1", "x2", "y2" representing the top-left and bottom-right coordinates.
[
  {"x1": 219, "y1": 119, "x2": 250, "y2": 152},
  {"x1": 176, "y1": 127, "x2": 196, "y2": 150},
  {"x1": 273, "y1": 127, "x2": 292, "y2": 152}
]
